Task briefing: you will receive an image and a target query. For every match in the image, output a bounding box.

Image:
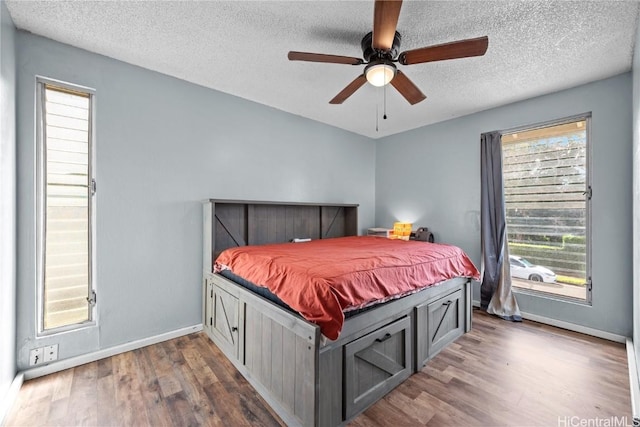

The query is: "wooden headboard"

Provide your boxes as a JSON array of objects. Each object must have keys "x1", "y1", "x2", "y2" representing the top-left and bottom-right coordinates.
[{"x1": 203, "y1": 199, "x2": 359, "y2": 272}]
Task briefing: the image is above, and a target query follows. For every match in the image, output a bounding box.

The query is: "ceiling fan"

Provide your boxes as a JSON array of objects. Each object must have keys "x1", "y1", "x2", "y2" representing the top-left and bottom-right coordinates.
[{"x1": 287, "y1": 0, "x2": 488, "y2": 105}]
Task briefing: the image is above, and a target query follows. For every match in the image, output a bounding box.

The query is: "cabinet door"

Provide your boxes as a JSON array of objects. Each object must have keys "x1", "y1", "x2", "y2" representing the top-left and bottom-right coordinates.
[
  {"x1": 344, "y1": 316, "x2": 412, "y2": 420},
  {"x1": 416, "y1": 288, "x2": 464, "y2": 368},
  {"x1": 212, "y1": 285, "x2": 240, "y2": 359},
  {"x1": 427, "y1": 288, "x2": 463, "y2": 359}
]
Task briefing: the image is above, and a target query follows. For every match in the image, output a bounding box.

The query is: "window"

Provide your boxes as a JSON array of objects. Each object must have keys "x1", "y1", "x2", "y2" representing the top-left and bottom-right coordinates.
[
  {"x1": 502, "y1": 116, "x2": 591, "y2": 302},
  {"x1": 509, "y1": 258, "x2": 524, "y2": 268},
  {"x1": 37, "y1": 79, "x2": 96, "y2": 333}
]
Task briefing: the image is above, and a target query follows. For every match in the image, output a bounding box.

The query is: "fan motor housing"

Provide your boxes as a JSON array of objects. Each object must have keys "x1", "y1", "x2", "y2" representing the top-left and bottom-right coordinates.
[{"x1": 361, "y1": 31, "x2": 402, "y2": 62}]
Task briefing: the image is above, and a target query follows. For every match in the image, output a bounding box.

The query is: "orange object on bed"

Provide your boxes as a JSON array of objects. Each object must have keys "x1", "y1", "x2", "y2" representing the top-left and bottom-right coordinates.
[{"x1": 214, "y1": 236, "x2": 480, "y2": 340}]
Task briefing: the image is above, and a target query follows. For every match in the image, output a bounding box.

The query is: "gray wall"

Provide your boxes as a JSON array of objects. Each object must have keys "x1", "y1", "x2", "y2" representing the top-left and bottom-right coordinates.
[
  {"x1": 0, "y1": 0, "x2": 16, "y2": 410},
  {"x1": 15, "y1": 32, "x2": 376, "y2": 370},
  {"x1": 633, "y1": 14, "x2": 640, "y2": 376},
  {"x1": 376, "y1": 74, "x2": 633, "y2": 337}
]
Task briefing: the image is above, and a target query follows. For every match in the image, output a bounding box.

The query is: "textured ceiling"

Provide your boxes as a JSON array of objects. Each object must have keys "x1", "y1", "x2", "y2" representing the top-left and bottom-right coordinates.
[{"x1": 6, "y1": 0, "x2": 640, "y2": 139}]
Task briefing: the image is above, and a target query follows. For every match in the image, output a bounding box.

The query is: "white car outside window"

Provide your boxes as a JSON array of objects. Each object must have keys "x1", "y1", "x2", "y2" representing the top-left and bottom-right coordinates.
[{"x1": 509, "y1": 255, "x2": 557, "y2": 283}]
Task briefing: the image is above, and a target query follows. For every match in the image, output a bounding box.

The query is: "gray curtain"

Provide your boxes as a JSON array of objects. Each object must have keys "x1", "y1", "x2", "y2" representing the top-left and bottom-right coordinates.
[{"x1": 480, "y1": 131, "x2": 522, "y2": 321}]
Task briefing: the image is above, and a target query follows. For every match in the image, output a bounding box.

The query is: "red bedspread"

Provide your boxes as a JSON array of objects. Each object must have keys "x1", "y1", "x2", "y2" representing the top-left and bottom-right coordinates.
[{"x1": 214, "y1": 236, "x2": 479, "y2": 340}]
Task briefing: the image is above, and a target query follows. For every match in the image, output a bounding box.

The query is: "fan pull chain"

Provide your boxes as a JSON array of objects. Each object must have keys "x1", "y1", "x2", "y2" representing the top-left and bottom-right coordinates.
[
  {"x1": 375, "y1": 103, "x2": 379, "y2": 132},
  {"x1": 383, "y1": 81, "x2": 387, "y2": 120}
]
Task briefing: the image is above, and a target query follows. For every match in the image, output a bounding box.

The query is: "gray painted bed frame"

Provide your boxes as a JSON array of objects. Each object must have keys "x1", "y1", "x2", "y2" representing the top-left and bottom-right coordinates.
[{"x1": 202, "y1": 199, "x2": 472, "y2": 426}]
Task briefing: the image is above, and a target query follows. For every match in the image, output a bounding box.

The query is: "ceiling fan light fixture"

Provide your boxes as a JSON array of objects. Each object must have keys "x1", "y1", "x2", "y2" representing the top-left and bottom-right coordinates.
[{"x1": 365, "y1": 61, "x2": 396, "y2": 87}]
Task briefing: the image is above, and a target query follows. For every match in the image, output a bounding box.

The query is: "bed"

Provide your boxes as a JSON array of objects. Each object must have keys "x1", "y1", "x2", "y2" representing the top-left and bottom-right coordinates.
[{"x1": 202, "y1": 199, "x2": 479, "y2": 426}]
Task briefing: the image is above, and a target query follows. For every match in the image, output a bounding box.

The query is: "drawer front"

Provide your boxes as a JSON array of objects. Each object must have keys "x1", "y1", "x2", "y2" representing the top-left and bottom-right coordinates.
[
  {"x1": 344, "y1": 316, "x2": 412, "y2": 420},
  {"x1": 212, "y1": 285, "x2": 240, "y2": 359}
]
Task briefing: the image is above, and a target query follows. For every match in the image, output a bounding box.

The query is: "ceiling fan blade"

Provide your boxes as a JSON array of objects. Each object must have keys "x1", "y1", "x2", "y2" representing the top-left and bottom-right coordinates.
[
  {"x1": 372, "y1": 0, "x2": 403, "y2": 51},
  {"x1": 390, "y1": 70, "x2": 426, "y2": 105},
  {"x1": 329, "y1": 75, "x2": 368, "y2": 104},
  {"x1": 288, "y1": 51, "x2": 363, "y2": 65},
  {"x1": 398, "y1": 36, "x2": 489, "y2": 65}
]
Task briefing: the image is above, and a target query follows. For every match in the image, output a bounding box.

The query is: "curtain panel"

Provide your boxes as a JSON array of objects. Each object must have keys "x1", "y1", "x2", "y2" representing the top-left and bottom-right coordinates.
[{"x1": 480, "y1": 131, "x2": 522, "y2": 321}]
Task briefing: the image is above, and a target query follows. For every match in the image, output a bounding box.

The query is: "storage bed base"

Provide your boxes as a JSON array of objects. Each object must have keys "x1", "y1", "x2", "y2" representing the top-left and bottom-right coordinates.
[
  {"x1": 204, "y1": 272, "x2": 471, "y2": 427},
  {"x1": 201, "y1": 199, "x2": 473, "y2": 426}
]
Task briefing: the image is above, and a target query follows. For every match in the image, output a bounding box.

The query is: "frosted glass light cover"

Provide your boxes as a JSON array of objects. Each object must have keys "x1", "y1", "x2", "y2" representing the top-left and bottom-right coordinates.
[{"x1": 366, "y1": 64, "x2": 395, "y2": 87}]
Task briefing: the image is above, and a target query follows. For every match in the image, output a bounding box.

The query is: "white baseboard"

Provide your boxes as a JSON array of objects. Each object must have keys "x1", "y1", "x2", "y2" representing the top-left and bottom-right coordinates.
[
  {"x1": 626, "y1": 339, "x2": 640, "y2": 426},
  {"x1": 472, "y1": 300, "x2": 626, "y2": 343},
  {"x1": 0, "y1": 372, "x2": 24, "y2": 426},
  {"x1": 22, "y1": 324, "x2": 202, "y2": 380}
]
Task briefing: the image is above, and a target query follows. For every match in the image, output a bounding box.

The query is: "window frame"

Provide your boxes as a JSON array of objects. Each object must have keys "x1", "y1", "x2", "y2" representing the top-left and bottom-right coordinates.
[
  {"x1": 35, "y1": 76, "x2": 97, "y2": 336},
  {"x1": 501, "y1": 113, "x2": 592, "y2": 305}
]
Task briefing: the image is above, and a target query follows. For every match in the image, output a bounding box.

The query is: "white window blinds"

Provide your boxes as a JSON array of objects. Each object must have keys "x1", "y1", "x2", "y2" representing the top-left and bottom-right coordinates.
[{"x1": 40, "y1": 83, "x2": 94, "y2": 331}]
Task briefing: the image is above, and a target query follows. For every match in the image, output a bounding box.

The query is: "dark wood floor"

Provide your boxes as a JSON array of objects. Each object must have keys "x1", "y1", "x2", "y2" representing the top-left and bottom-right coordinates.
[{"x1": 5, "y1": 309, "x2": 631, "y2": 426}]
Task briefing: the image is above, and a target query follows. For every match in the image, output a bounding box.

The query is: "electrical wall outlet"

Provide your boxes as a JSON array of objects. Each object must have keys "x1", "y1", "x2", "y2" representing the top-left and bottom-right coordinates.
[
  {"x1": 43, "y1": 344, "x2": 58, "y2": 363},
  {"x1": 29, "y1": 348, "x2": 44, "y2": 366}
]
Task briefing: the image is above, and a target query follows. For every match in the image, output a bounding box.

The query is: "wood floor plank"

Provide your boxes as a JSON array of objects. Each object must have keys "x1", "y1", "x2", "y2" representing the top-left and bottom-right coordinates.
[
  {"x1": 11, "y1": 379, "x2": 53, "y2": 427},
  {"x1": 202, "y1": 378, "x2": 259, "y2": 425},
  {"x1": 68, "y1": 362, "x2": 98, "y2": 426},
  {"x1": 4, "y1": 310, "x2": 632, "y2": 427},
  {"x1": 165, "y1": 390, "x2": 200, "y2": 427},
  {"x1": 175, "y1": 357, "x2": 218, "y2": 425},
  {"x1": 112, "y1": 352, "x2": 151, "y2": 426},
  {"x1": 96, "y1": 370, "x2": 123, "y2": 426},
  {"x1": 415, "y1": 389, "x2": 483, "y2": 426},
  {"x1": 96, "y1": 357, "x2": 112, "y2": 379},
  {"x1": 50, "y1": 368, "x2": 73, "y2": 402},
  {"x1": 384, "y1": 387, "x2": 436, "y2": 424},
  {"x1": 134, "y1": 347, "x2": 174, "y2": 427},
  {"x1": 47, "y1": 399, "x2": 71, "y2": 426}
]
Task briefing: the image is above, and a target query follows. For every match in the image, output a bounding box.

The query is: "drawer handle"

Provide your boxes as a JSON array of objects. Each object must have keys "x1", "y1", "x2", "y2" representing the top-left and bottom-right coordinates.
[
  {"x1": 231, "y1": 326, "x2": 238, "y2": 332},
  {"x1": 375, "y1": 333, "x2": 392, "y2": 343},
  {"x1": 443, "y1": 300, "x2": 453, "y2": 306}
]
